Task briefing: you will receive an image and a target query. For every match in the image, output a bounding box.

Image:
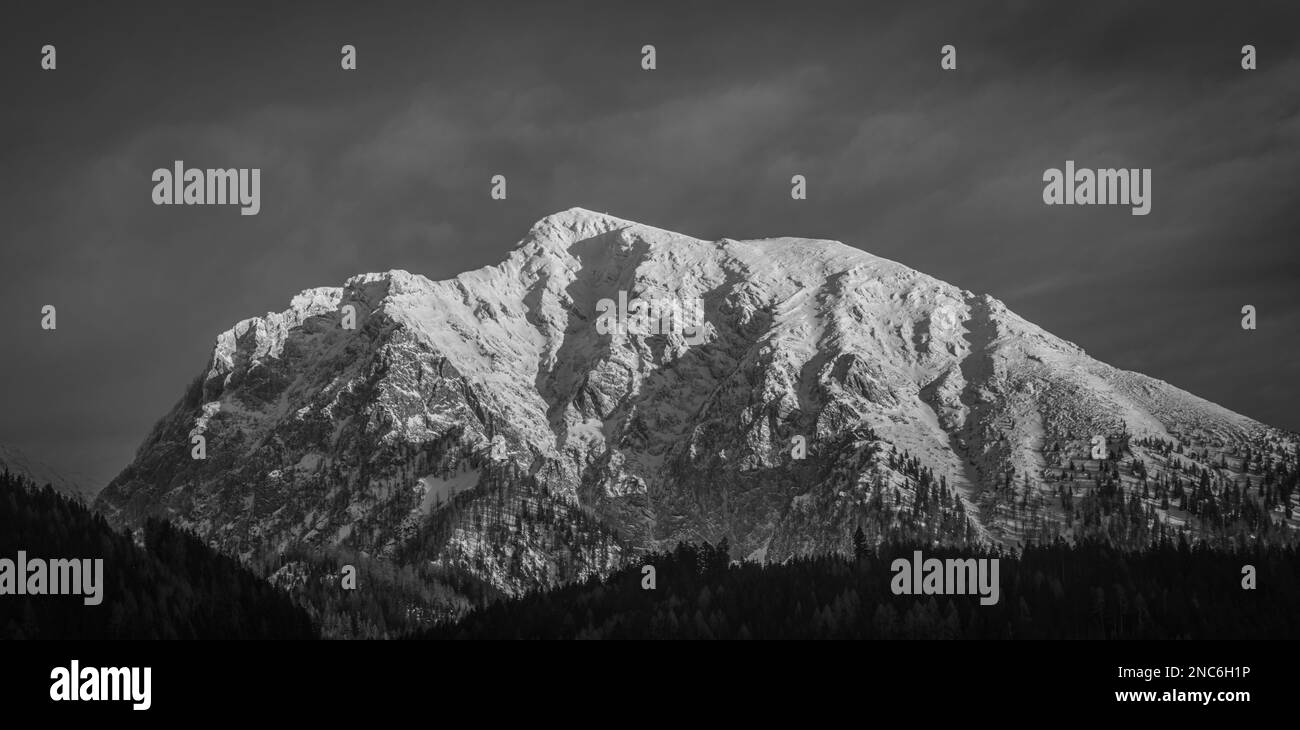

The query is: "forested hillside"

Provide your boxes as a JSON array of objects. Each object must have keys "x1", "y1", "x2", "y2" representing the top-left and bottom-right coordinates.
[
  {"x1": 419, "y1": 538, "x2": 1299, "y2": 639},
  {"x1": 0, "y1": 470, "x2": 315, "y2": 639}
]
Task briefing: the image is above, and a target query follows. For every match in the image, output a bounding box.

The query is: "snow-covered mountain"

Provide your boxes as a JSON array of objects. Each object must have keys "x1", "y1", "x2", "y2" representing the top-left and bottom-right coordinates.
[{"x1": 95, "y1": 208, "x2": 1299, "y2": 596}]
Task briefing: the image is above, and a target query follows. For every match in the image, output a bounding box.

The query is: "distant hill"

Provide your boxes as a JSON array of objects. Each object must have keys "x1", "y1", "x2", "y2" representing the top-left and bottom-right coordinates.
[{"x1": 0, "y1": 443, "x2": 93, "y2": 501}]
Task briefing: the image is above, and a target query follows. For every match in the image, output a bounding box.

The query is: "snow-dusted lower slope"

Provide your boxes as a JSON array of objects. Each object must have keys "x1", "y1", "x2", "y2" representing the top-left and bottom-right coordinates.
[{"x1": 96, "y1": 208, "x2": 1299, "y2": 597}]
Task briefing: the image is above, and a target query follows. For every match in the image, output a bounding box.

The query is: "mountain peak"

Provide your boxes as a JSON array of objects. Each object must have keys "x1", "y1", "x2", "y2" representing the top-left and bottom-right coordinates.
[
  {"x1": 97, "y1": 210, "x2": 1296, "y2": 599},
  {"x1": 534, "y1": 206, "x2": 634, "y2": 231},
  {"x1": 517, "y1": 207, "x2": 698, "y2": 254}
]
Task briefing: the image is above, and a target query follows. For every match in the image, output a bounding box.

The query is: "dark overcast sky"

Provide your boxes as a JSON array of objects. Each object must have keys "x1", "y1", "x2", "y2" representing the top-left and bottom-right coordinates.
[{"x1": 2, "y1": 0, "x2": 1298, "y2": 488}]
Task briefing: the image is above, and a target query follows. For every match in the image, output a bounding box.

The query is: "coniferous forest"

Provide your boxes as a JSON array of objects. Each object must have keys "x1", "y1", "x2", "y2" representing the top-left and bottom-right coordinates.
[
  {"x1": 417, "y1": 538, "x2": 1299, "y2": 640},
  {"x1": 0, "y1": 470, "x2": 316, "y2": 639},
  {"x1": 5, "y1": 466, "x2": 1299, "y2": 640}
]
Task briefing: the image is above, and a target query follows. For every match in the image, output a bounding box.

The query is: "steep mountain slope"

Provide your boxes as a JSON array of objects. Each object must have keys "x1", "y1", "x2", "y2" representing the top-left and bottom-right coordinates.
[{"x1": 96, "y1": 208, "x2": 1299, "y2": 600}]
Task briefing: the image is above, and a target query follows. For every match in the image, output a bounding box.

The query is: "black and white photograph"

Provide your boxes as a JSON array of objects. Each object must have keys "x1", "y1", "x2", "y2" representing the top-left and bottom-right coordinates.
[{"x1": 1, "y1": 0, "x2": 1297, "y2": 716}]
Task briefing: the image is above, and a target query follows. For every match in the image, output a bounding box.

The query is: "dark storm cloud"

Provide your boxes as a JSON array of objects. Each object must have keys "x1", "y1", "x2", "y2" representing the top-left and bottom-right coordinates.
[{"x1": 1, "y1": 0, "x2": 1297, "y2": 488}]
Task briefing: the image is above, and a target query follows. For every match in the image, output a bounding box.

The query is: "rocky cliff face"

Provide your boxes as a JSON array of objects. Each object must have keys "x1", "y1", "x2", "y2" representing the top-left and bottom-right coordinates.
[{"x1": 96, "y1": 208, "x2": 1298, "y2": 594}]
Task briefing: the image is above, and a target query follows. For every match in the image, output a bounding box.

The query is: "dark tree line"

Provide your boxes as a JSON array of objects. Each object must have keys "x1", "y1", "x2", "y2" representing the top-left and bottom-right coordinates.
[
  {"x1": 417, "y1": 536, "x2": 1299, "y2": 640},
  {"x1": 0, "y1": 470, "x2": 316, "y2": 639},
  {"x1": 250, "y1": 544, "x2": 483, "y2": 639}
]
